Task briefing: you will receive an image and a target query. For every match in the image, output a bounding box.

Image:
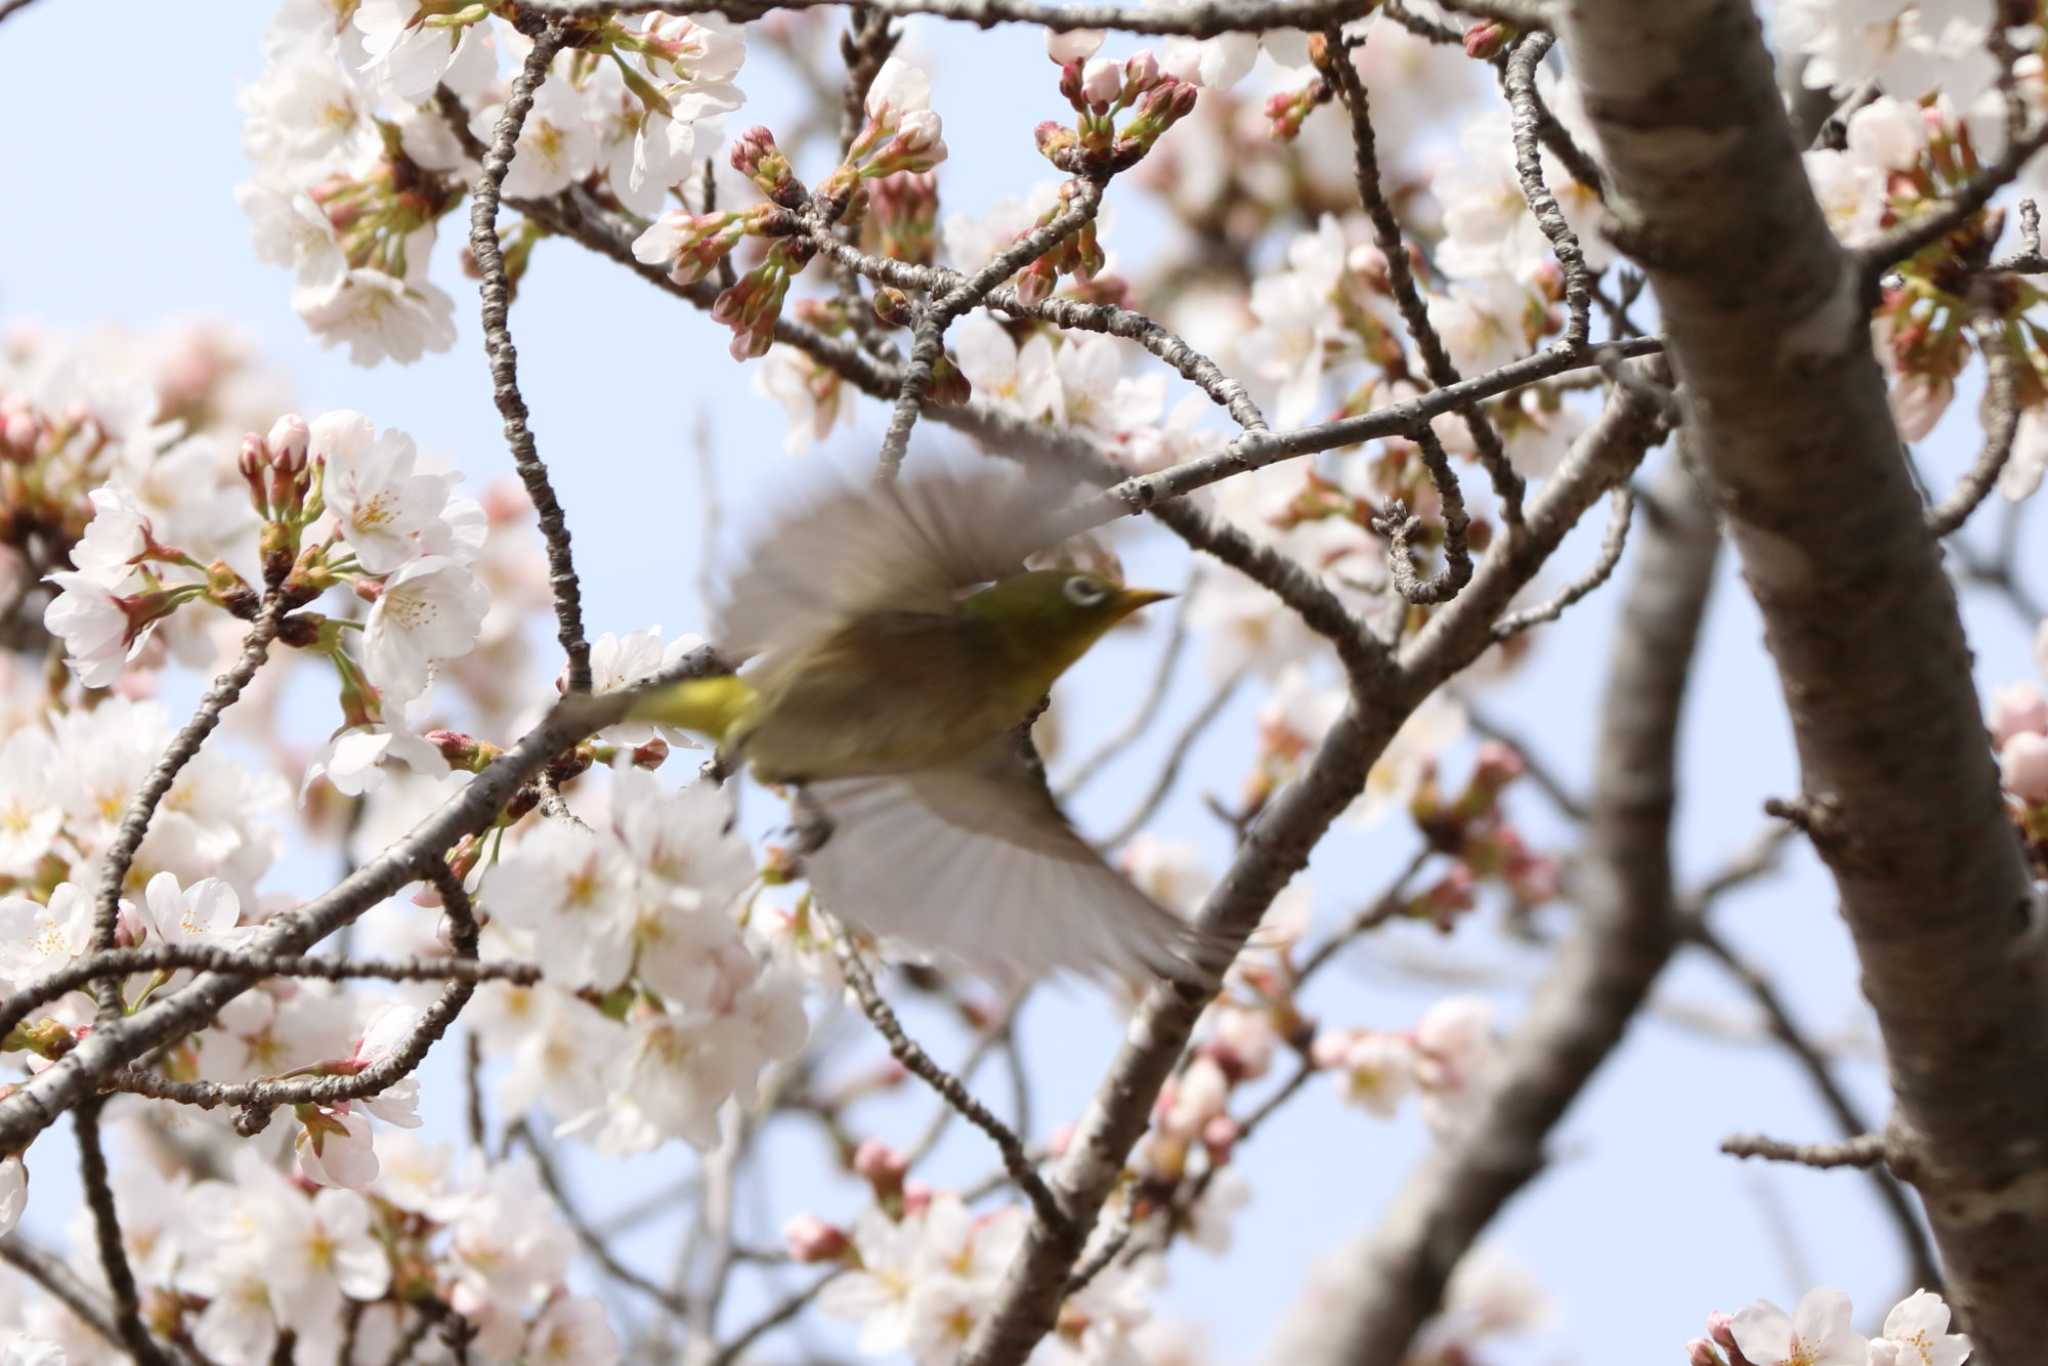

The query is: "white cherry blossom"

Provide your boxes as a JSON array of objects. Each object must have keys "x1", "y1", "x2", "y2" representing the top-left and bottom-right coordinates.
[{"x1": 362, "y1": 553, "x2": 489, "y2": 702}]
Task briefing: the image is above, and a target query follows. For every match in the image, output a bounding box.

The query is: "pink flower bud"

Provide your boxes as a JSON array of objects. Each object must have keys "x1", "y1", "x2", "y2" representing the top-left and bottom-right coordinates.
[
  {"x1": 1201, "y1": 1114, "x2": 1239, "y2": 1162},
  {"x1": 1014, "y1": 255, "x2": 1057, "y2": 306},
  {"x1": 1999, "y1": 730, "x2": 2048, "y2": 803},
  {"x1": 1706, "y1": 1311, "x2": 1738, "y2": 1351},
  {"x1": 783, "y1": 1215, "x2": 851, "y2": 1263},
  {"x1": 900, "y1": 1179, "x2": 932, "y2": 1216},
  {"x1": 2, "y1": 410, "x2": 35, "y2": 451},
  {"x1": 1686, "y1": 1339, "x2": 1727, "y2": 1366},
  {"x1": 1081, "y1": 56, "x2": 1122, "y2": 107},
  {"x1": 1464, "y1": 20, "x2": 1512, "y2": 60},
  {"x1": 1122, "y1": 49, "x2": 1161, "y2": 97},
  {"x1": 1472, "y1": 740, "x2": 1525, "y2": 787},
  {"x1": 1046, "y1": 27, "x2": 1104, "y2": 64},
  {"x1": 1990, "y1": 682, "x2": 2048, "y2": 748},
  {"x1": 268, "y1": 413, "x2": 310, "y2": 467},
  {"x1": 853, "y1": 1138, "x2": 908, "y2": 1192}
]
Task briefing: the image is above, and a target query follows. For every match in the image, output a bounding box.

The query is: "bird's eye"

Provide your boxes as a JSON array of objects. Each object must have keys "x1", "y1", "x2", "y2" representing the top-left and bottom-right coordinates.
[{"x1": 1063, "y1": 574, "x2": 1109, "y2": 607}]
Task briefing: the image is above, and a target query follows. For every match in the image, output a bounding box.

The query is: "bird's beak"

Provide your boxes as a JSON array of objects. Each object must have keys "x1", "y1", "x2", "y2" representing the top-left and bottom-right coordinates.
[{"x1": 1113, "y1": 586, "x2": 1174, "y2": 618}]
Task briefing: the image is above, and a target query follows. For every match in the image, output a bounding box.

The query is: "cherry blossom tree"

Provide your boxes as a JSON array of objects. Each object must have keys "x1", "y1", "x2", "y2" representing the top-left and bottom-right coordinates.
[{"x1": 1, "y1": 0, "x2": 2045, "y2": 1363}]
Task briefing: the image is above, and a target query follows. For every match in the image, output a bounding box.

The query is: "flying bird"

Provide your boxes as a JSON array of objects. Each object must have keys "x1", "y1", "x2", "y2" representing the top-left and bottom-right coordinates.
[{"x1": 630, "y1": 458, "x2": 1217, "y2": 987}]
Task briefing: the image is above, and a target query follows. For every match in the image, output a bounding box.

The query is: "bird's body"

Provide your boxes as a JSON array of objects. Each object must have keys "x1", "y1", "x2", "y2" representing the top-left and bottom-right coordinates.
[
  {"x1": 657, "y1": 571, "x2": 1154, "y2": 784},
  {"x1": 630, "y1": 461, "x2": 1214, "y2": 986}
]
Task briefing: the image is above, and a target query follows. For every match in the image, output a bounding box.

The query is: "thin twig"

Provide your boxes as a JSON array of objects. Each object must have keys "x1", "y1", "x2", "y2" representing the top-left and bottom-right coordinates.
[
  {"x1": 853, "y1": 178, "x2": 1106, "y2": 477},
  {"x1": 76, "y1": 1098, "x2": 172, "y2": 1364},
  {"x1": 1689, "y1": 920, "x2": 1941, "y2": 1289},
  {"x1": 110, "y1": 864, "x2": 484, "y2": 1136},
  {"x1": 1374, "y1": 420, "x2": 1474, "y2": 605},
  {"x1": 90, "y1": 594, "x2": 286, "y2": 1012},
  {"x1": 527, "y1": 0, "x2": 1381, "y2": 34},
  {"x1": 834, "y1": 935, "x2": 1070, "y2": 1236},
  {"x1": 0, "y1": 946, "x2": 537, "y2": 1044},
  {"x1": 1925, "y1": 306, "x2": 2022, "y2": 537},
  {"x1": 1320, "y1": 26, "x2": 1520, "y2": 526},
  {"x1": 1491, "y1": 484, "x2": 1635, "y2": 639},
  {"x1": 707, "y1": 1268, "x2": 848, "y2": 1366},
  {"x1": 1502, "y1": 32, "x2": 1593, "y2": 348},
  {"x1": 904, "y1": 991, "x2": 1028, "y2": 1167},
  {"x1": 468, "y1": 22, "x2": 592, "y2": 692},
  {"x1": 1721, "y1": 1132, "x2": 1890, "y2": 1170},
  {"x1": 1455, "y1": 692, "x2": 1589, "y2": 821},
  {"x1": 1057, "y1": 568, "x2": 1203, "y2": 798},
  {"x1": 512, "y1": 1121, "x2": 694, "y2": 1318},
  {"x1": 1292, "y1": 846, "x2": 1433, "y2": 984},
  {"x1": 0, "y1": 1237, "x2": 124, "y2": 1346},
  {"x1": 1098, "y1": 668, "x2": 1247, "y2": 849}
]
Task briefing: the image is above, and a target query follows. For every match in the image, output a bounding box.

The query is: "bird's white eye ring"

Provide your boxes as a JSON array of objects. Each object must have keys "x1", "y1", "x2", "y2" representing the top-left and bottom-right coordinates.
[{"x1": 1063, "y1": 574, "x2": 1109, "y2": 607}]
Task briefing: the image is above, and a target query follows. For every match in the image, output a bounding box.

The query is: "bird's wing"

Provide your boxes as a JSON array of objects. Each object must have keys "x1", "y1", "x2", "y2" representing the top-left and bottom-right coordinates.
[
  {"x1": 800, "y1": 737, "x2": 1223, "y2": 988},
  {"x1": 713, "y1": 457, "x2": 1085, "y2": 661}
]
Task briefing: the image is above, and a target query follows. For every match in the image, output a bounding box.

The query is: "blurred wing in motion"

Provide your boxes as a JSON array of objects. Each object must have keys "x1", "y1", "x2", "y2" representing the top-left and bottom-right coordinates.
[
  {"x1": 801, "y1": 737, "x2": 1222, "y2": 988},
  {"x1": 713, "y1": 456, "x2": 1086, "y2": 662}
]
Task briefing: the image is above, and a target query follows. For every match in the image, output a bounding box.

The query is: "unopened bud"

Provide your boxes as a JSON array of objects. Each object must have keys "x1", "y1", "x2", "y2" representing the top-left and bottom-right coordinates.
[
  {"x1": 1034, "y1": 121, "x2": 1080, "y2": 167},
  {"x1": 900, "y1": 1178, "x2": 933, "y2": 1216},
  {"x1": 853, "y1": 1138, "x2": 907, "y2": 1195},
  {"x1": 1122, "y1": 49, "x2": 1161, "y2": 99},
  {"x1": 1059, "y1": 59, "x2": 1086, "y2": 112},
  {"x1": 730, "y1": 125, "x2": 804, "y2": 207},
  {"x1": 1014, "y1": 255, "x2": 1057, "y2": 306},
  {"x1": 872, "y1": 286, "x2": 915, "y2": 327},
  {"x1": 783, "y1": 1214, "x2": 851, "y2": 1263},
  {"x1": 2, "y1": 408, "x2": 36, "y2": 454},
  {"x1": 630, "y1": 736, "x2": 670, "y2": 769},
  {"x1": 268, "y1": 414, "x2": 309, "y2": 467},
  {"x1": 1081, "y1": 56, "x2": 1122, "y2": 107},
  {"x1": 1464, "y1": 19, "x2": 1513, "y2": 60},
  {"x1": 1686, "y1": 1339, "x2": 1727, "y2": 1366},
  {"x1": 1706, "y1": 1312, "x2": 1738, "y2": 1352}
]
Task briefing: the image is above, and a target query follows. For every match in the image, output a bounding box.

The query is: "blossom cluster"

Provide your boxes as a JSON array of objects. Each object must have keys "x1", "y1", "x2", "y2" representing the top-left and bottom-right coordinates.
[
  {"x1": 1690, "y1": 1285, "x2": 1969, "y2": 1366},
  {"x1": 1, "y1": 1125, "x2": 619, "y2": 1365},
  {"x1": 239, "y1": 1, "x2": 749, "y2": 364},
  {"x1": 1795, "y1": 89, "x2": 2048, "y2": 502}
]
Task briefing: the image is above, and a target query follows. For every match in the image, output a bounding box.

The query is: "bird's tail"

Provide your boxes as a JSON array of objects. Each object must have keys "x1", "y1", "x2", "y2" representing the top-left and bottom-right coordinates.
[{"x1": 625, "y1": 675, "x2": 757, "y2": 744}]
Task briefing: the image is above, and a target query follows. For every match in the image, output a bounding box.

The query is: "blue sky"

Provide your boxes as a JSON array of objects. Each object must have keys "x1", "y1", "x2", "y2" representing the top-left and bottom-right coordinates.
[{"x1": 5, "y1": 2, "x2": 2043, "y2": 1360}]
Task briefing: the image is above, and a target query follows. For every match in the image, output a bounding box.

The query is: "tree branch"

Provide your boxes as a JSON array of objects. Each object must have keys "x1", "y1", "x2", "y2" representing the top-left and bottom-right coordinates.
[
  {"x1": 1321, "y1": 24, "x2": 1519, "y2": 527},
  {"x1": 522, "y1": 0, "x2": 1380, "y2": 36},
  {"x1": 1264, "y1": 445, "x2": 1710, "y2": 1366},
  {"x1": 1721, "y1": 1132, "x2": 1890, "y2": 1170},
  {"x1": 1557, "y1": 3, "x2": 2048, "y2": 1354},
  {"x1": 961, "y1": 380, "x2": 1669, "y2": 1365},
  {"x1": 468, "y1": 22, "x2": 593, "y2": 692},
  {"x1": 89, "y1": 593, "x2": 285, "y2": 1013}
]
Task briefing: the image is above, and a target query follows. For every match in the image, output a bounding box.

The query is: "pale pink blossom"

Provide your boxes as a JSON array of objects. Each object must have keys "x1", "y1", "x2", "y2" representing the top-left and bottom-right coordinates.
[
  {"x1": 361, "y1": 554, "x2": 489, "y2": 702},
  {"x1": 1869, "y1": 1288, "x2": 1970, "y2": 1366},
  {"x1": 1999, "y1": 730, "x2": 2048, "y2": 803},
  {"x1": 1729, "y1": 1287, "x2": 1867, "y2": 1366},
  {"x1": 1046, "y1": 28, "x2": 1105, "y2": 63},
  {"x1": 1990, "y1": 682, "x2": 2048, "y2": 748}
]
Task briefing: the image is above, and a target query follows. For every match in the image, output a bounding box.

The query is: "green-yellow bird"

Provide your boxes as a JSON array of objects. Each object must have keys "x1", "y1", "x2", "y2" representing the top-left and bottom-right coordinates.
[{"x1": 629, "y1": 458, "x2": 1217, "y2": 987}]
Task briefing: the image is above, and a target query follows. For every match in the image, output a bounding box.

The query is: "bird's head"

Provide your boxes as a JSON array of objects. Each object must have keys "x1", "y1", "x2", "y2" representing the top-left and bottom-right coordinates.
[{"x1": 964, "y1": 569, "x2": 1172, "y2": 680}]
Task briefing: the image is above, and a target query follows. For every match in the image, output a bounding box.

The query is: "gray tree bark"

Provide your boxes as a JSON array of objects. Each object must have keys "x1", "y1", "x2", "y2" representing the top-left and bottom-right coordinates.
[
  {"x1": 1263, "y1": 452, "x2": 1720, "y2": 1365},
  {"x1": 1550, "y1": 3, "x2": 2048, "y2": 1359}
]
